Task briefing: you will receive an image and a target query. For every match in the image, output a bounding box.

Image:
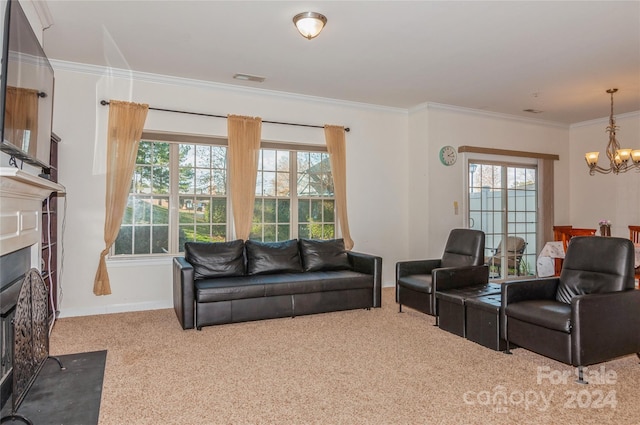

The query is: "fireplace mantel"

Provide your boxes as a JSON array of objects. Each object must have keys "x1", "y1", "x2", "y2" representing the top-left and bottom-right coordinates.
[
  {"x1": 0, "y1": 168, "x2": 65, "y2": 257},
  {"x1": 0, "y1": 168, "x2": 64, "y2": 199}
]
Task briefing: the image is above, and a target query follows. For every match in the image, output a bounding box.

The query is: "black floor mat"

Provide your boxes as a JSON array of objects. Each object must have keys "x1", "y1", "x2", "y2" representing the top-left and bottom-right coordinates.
[{"x1": 1, "y1": 350, "x2": 106, "y2": 425}]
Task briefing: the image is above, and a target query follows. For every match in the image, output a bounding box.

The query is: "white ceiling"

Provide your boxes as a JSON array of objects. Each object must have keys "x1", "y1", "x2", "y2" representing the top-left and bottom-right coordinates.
[{"x1": 40, "y1": 1, "x2": 640, "y2": 125}]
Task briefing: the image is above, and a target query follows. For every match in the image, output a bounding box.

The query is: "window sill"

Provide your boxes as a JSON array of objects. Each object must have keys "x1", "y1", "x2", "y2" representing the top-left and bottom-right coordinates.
[{"x1": 106, "y1": 255, "x2": 175, "y2": 268}]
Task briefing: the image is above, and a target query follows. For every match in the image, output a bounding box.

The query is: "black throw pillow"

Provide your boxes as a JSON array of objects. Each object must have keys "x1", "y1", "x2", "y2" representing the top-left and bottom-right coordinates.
[
  {"x1": 184, "y1": 240, "x2": 245, "y2": 279},
  {"x1": 299, "y1": 238, "x2": 352, "y2": 272},
  {"x1": 245, "y1": 239, "x2": 303, "y2": 275}
]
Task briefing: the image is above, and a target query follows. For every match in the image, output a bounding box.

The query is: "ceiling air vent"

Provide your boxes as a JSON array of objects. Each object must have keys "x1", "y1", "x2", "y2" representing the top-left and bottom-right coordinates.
[
  {"x1": 233, "y1": 73, "x2": 266, "y2": 83},
  {"x1": 523, "y1": 108, "x2": 544, "y2": 114}
]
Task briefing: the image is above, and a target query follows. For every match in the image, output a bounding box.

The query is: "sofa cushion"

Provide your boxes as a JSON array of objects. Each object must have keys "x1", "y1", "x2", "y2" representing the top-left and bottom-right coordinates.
[
  {"x1": 185, "y1": 240, "x2": 245, "y2": 279},
  {"x1": 195, "y1": 270, "x2": 372, "y2": 303},
  {"x1": 505, "y1": 299, "x2": 572, "y2": 333},
  {"x1": 397, "y1": 274, "x2": 433, "y2": 294},
  {"x1": 195, "y1": 277, "x2": 266, "y2": 302},
  {"x1": 263, "y1": 270, "x2": 371, "y2": 295},
  {"x1": 246, "y1": 239, "x2": 303, "y2": 275},
  {"x1": 299, "y1": 238, "x2": 352, "y2": 272}
]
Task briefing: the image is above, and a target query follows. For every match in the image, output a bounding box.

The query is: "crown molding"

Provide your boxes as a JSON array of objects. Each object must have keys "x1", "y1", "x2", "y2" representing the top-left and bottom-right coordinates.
[
  {"x1": 410, "y1": 101, "x2": 569, "y2": 129},
  {"x1": 49, "y1": 60, "x2": 408, "y2": 115},
  {"x1": 570, "y1": 110, "x2": 640, "y2": 129}
]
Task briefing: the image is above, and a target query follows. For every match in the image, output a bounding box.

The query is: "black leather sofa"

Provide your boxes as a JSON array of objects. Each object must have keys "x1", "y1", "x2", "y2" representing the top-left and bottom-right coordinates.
[{"x1": 173, "y1": 238, "x2": 382, "y2": 330}]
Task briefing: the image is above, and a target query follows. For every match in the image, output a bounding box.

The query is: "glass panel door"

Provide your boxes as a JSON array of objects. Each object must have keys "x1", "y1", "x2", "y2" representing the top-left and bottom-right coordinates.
[{"x1": 468, "y1": 162, "x2": 537, "y2": 279}]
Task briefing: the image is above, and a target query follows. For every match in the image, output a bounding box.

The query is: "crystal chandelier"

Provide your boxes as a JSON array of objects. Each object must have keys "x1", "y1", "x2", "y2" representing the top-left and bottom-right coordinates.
[{"x1": 585, "y1": 89, "x2": 640, "y2": 175}]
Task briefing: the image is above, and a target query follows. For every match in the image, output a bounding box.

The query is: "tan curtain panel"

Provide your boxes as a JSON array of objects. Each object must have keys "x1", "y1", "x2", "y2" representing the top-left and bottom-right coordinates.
[
  {"x1": 94, "y1": 100, "x2": 149, "y2": 296},
  {"x1": 228, "y1": 114, "x2": 262, "y2": 240},
  {"x1": 324, "y1": 125, "x2": 354, "y2": 250},
  {"x1": 4, "y1": 86, "x2": 39, "y2": 156}
]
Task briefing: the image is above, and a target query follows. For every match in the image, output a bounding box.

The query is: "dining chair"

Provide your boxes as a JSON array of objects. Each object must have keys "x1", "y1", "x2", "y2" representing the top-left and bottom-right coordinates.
[
  {"x1": 561, "y1": 228, "x2": 597, "y2": 251},
  {"x1": 630, "y1": 226, "x2": 640, "y2": 244},
  {"x1": 553, "y1": 225, "x2": 573, "y2": 242},
  {"x1": 629, "y1": 226, "x2": 640, "y2": 282},
  {"x1": 551, "y1": 226, "x2": 596, "y2": 276},
  {"x1": 553, "y1": 226, "x2": 573, "y2": 276}
]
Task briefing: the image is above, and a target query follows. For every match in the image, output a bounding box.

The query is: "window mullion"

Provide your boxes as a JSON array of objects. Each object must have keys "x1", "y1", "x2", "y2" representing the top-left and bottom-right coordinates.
[
  {"x1": 290, "y1": 151, "x2": 298, "y2": 239},
  {"x1": 169, "y1": 142, "x2": 179, "y2": 253},
  {"x1": 500, "y1": 166, "x2": 508, "y2": 279}
]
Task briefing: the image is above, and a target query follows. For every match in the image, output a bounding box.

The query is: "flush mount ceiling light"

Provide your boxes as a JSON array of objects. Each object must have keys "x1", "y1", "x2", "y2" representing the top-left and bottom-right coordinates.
[
  {"x1": 293, "y1": 12, "x2": 327, "y2": 40},
  {"x1": 584, "y1": 88, "x2": 640, "y2": 175}
]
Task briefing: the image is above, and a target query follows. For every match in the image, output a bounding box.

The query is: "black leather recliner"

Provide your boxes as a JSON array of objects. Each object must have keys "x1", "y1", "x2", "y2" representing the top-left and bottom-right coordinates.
[
  {"x1": 396, "y1": 228, "x2": 488, "y2": 319},
  {"x1": 502, "y1": 236, "x2": 640, "y2": 383}
]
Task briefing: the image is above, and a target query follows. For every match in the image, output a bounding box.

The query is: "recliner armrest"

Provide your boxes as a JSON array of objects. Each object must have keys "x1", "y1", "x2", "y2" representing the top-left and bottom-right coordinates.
[
  {"x1": 502, "y1": 278, "x2": 559, "y2": 306},
  {"x1": 348, "y1": 251, "x2": 383, "y2": 308},
  {"x1": 571, "y1": 290, "x2": 640, "y2": 366},
  {"x1": 173, "y1": 256, "x2": 195, "y2": 330},
  {"x1": 501, "y1": 278, "x2": 560, "y2": 342},
  {"x1": 432, "y1": 265, "x2": 489, "y2": 291},
  {"x1": 396, "y1": 259, "x2": 442, "y2": 278}
]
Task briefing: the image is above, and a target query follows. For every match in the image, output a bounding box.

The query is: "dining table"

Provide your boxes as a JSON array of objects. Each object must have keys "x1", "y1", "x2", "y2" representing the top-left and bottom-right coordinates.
[{"x1": 537, "y1": 240, "x2": 640, "y2": 278}]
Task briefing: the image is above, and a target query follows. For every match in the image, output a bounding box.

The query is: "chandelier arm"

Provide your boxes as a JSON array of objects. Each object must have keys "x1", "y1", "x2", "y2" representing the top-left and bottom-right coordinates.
[
  {"x1": 588, "y1": 162, "x2": 640, "y2": 175},
  {"x1": 588, "y1": 165, "x2": 614, "y2": 175},
  {"x1": 617, "y1": 163, "x2": 640, "y2": 174}
]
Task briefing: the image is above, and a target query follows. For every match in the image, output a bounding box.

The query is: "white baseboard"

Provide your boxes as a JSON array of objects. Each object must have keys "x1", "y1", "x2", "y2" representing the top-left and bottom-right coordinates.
[
  {"x1": 57, "y1": 300, "x2": 173, "y2": 318},
  {"x1": 58, "y1": 284, "x2": 395, "y2": 318}
]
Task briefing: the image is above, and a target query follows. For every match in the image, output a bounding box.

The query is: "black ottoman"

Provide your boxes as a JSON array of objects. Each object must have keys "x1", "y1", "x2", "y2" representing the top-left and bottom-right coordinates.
[
  {"x1": 435, "y1": 283, "x2": 501, "y2": 337},
  {"x1": 465, "y1": 294, "x2": 505, "y2": 351}
]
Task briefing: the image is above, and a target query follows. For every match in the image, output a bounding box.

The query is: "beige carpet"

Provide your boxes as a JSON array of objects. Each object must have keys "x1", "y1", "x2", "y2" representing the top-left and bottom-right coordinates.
[{"x1": 50, "y1": 288, "x2": 640, "y2": 424}]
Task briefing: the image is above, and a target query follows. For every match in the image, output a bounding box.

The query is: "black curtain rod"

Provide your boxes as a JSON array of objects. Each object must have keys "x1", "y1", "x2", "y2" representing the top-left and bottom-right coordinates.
[{"x1": 99, "y1": 100, "x2": 350, "y2": 132}]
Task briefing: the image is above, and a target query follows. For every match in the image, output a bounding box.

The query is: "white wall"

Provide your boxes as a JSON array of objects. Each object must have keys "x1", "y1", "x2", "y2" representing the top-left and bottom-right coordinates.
[
  {"x1": 406, "y1": 106, "x2": 430, "y2": 256},
  {"x1": 569, "y1": 112, "x2": 640, "y2": 236},
  {"x1": 45, "y1": 62, "x2": 640, "y2": 318},
  {"x1": 407, "y1": 104, "x2": 571, "y2": 258},
  {"x1": 51, "y1": 64, "x2": 409, "y2": 317}
]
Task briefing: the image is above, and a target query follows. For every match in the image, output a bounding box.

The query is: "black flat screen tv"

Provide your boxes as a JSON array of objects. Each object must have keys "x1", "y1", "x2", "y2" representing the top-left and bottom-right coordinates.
[{"x1": 0, "y1": 0, "x2": 54, "y2": 169}]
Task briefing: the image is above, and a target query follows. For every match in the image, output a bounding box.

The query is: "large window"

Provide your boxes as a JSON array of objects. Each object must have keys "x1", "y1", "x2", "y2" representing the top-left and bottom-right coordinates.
[
  {"x1": 178, "y1": 144, "x2": 228, "y2": 246},
  {"x1": 115, "y1": 141, "x2": 172, "y2": 255},
  {"x1": 113, "y1": 137, "x2": 335, "y2": 257},
  {"x1": 114, "y1": 140, "x2": 228, "y2": 256},
  {"x1": 296, "y1": 151, "x2": 335, "y2": 240},
  {"x1": 250, "y1": 149, "x2": 335, "y2": 242}
]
